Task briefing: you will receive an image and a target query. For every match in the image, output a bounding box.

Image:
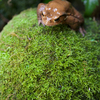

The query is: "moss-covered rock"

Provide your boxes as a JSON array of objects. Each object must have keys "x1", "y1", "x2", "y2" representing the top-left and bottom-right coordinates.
[{"x1": 0, "y1": 8, "x2": 100, "y2": 100}]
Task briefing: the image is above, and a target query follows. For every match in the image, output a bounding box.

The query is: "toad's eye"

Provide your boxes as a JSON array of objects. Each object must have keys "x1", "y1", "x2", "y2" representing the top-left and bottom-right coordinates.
[
  {"x1": 42, "y1": 13, "x2": 44, "y2": 16},
  {"x1": 55, "y1": 18, "x2": 60, "y2": 22}
]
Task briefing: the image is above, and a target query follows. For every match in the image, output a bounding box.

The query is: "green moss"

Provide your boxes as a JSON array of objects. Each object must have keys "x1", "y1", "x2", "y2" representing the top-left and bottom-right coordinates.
[{"x1": 0, "y1": 8, "x2": 100, "y2": 100}]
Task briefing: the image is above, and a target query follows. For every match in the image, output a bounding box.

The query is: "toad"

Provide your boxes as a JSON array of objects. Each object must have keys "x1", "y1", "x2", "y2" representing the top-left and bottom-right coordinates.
[{"x1": 37, "y1": 0, "x2": 86, "y2": 36}]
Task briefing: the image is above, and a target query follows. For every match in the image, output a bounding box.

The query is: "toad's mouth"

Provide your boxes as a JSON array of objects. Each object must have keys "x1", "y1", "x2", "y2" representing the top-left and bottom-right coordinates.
[
  {"x1": 43, "y1": 20, "x2": 61, "y2": 26},
  {"x1": 42, "y1": 17, "x2": 62, "y2": 26}
]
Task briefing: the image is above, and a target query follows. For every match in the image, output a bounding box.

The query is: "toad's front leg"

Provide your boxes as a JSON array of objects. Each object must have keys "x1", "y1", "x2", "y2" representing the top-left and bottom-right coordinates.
[{"x1": 37, "y1": 3, "x2": 46, "y2": 26}]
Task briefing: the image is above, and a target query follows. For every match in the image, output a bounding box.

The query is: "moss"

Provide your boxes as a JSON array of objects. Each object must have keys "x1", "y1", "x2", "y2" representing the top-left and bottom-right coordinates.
[{"x1": 0, "y1": 8, "x2": 100, "y2": 100}]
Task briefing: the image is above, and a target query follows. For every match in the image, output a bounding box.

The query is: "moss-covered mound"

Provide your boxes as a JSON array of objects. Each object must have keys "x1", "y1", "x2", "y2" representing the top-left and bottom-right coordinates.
[{"x1": 0, "y1": 8, "x2": 100, "y2": 100}]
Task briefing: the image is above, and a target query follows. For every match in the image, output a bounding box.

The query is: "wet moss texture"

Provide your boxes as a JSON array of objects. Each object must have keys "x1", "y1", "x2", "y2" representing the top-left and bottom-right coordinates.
[{"x1": 0, "y1": 8, "x2": 100, "y2": 100}]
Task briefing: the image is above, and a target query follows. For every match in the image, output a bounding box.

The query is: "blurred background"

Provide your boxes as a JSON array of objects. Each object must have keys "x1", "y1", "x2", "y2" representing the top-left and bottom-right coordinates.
[{"x1": 0, "y1": 0, "x2": 100, "y2": 32}]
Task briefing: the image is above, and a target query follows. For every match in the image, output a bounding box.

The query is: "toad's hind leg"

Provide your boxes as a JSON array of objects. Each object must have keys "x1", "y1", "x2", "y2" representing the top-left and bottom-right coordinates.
[
  {"x1": 82, "y1": 26, "x2": 87, "y2": 34},
  {"x1": 79, "y1": 26, "x2": 86, "y2": 36}
]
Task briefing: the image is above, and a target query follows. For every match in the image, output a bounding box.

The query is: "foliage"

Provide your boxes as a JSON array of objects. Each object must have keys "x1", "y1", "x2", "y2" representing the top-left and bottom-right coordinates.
[
  {"x1": 0, "y1": 0, "x2": 41, "y2": 18},
  {"x1": 0, "y1": 0, "x2": 42, "y2": 31},
  {"x1": 82, "y1": 0, "x2": 99, "y2": 16},
  {"x1": 0, "y1": 8, "x2": 100, "y2": 100},
  {"x1": 43, "y1": 0, "x2": 51, "y2": 3}
]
